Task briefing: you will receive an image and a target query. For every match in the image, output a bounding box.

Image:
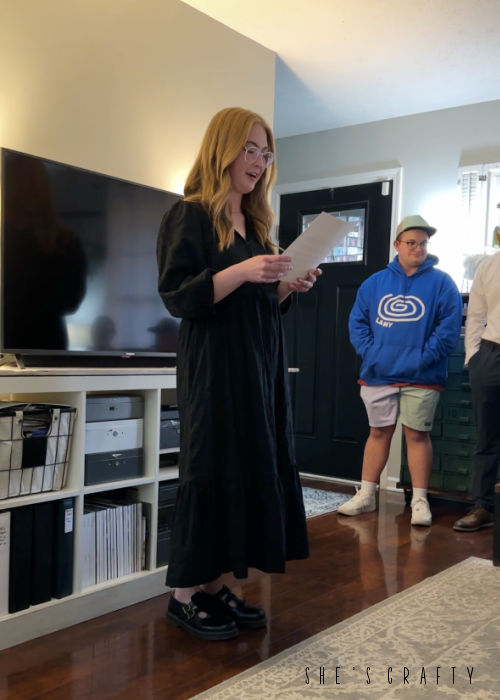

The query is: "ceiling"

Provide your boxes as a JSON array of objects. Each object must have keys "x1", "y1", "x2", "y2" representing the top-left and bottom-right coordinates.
[{"x1": 182, "y1": 0, "x2": 500, "y2": 138}]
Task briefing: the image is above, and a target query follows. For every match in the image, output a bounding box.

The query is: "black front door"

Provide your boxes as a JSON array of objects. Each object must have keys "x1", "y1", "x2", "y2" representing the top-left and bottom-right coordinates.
[{"x1": 279, "y1": 181, "x2": 392, "y2": 479}]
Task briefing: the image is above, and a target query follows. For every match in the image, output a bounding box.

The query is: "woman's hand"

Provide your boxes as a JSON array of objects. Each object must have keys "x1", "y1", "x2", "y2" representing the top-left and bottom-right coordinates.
[
  {"x1": 213, "y1": 255, "x2": 293, "y2": 303},
  {"x1": 278, "y1": 267, "x2": 322, "y2": 302},
  {"x1": 285, "y1": 267, "x2": 322, "y2": 293},
  {"x1": 238, "y1": 255, "x2": 293, "y2": 283}
]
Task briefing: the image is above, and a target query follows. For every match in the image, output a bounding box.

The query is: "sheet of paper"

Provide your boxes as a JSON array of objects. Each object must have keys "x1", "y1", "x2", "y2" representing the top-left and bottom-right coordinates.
[{"x1": 281, "y1": 211, "x2": 354, "y2": 282}]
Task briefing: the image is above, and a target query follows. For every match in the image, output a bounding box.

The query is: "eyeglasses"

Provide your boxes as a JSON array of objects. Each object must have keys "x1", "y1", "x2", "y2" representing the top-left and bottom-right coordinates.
[
  {"x1": 397, "y1": 239, "x2": 429, "y2": 250},
  {"x1": 243, "y1": 145, "x2": 274, "y2": 168}
]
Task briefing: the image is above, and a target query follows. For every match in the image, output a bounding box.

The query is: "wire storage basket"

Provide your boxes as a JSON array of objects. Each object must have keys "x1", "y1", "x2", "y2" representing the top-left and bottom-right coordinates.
[{"x1": 0, "y1": 403, "x2": 76, "y2": 499}]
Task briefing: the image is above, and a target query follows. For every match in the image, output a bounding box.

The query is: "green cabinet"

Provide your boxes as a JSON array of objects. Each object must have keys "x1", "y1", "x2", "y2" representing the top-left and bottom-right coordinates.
[{"x1": 400, "y1": 336, "x2": 475, "y2": 500}]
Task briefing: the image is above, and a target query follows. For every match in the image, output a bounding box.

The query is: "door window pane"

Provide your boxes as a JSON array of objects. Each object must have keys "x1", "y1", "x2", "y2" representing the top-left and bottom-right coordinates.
[{"x1": 301, "y1": 208, "x2": 365, "y2": 263}]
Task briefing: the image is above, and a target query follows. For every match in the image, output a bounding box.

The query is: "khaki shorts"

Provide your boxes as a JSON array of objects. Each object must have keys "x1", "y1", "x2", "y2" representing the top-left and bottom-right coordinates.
[{"x1": 360, "y1": 385, "x2": 440, "y2": 431}]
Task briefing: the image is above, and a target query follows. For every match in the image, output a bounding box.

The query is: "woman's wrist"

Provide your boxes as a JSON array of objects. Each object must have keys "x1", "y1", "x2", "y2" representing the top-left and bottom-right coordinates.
[
  {"x1": 213, "y1": 262, "x2": 248, "y2": 303},
  {"x1": 234, "y1": 260, "x2": 250, "y2": 284}
]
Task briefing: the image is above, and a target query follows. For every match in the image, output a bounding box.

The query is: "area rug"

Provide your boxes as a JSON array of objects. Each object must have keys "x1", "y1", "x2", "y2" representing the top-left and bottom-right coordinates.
[
  {"x1": 192, "y1": 557, "x2": 500, "y2": 698},
  {"x1": 302, "y1": 486, "x2": 351, "y2": 518}
]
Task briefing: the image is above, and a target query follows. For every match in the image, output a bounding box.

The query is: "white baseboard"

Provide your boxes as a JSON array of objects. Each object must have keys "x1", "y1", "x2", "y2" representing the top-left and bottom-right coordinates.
[
  {"x1": 383, "y1": 476, "x2": 402, "y2": 492},
  {"x1": 0, "y1": 568, "x2": 168, "y2": 651},
  {"x1": 300, "y1": 471, "x2": 402, "y2": 493}
]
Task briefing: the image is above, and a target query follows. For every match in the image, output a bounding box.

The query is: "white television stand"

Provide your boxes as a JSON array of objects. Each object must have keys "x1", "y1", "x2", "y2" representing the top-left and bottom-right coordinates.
[{"x1": 0, "y1": 368, "x2": 177, "y2": 650}]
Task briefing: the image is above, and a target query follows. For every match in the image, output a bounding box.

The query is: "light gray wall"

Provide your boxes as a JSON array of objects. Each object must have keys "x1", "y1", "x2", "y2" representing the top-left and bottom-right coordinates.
[
  {"x1": 276, "y1": 99, "x2": 500, "y2": 282},
  {"x1": 276, "y1": 99, "x2": 500, "y2": 192}
]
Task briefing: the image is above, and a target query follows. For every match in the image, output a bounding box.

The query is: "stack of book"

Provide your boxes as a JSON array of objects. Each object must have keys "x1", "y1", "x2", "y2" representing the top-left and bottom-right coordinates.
[
  {"x1": 81, "y1": 492, "x2": 149, "y2": 588},
  {"x1": 0, "y1": 497, "x2": 75, "y2": 615}
]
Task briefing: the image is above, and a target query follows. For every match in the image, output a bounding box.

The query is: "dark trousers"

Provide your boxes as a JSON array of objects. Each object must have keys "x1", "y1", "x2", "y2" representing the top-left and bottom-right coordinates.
[{"x1": 469, "y1": 340, "x2": 500, "y2": 511}]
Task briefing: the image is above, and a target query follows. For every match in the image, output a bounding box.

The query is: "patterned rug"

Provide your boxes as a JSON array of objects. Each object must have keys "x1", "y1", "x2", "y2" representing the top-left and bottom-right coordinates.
[
  {"x1": 192, "y1": 557, "x2": 500, "y2": 698},
  {"x1": 302, "y1": 486, "x2": 351, "y2": 518}
]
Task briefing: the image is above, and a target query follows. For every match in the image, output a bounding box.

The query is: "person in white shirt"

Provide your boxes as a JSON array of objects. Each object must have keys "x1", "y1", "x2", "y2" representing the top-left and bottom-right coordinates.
[{"x1": 453, "y1": 251, "x2": 500, "y2": 531}]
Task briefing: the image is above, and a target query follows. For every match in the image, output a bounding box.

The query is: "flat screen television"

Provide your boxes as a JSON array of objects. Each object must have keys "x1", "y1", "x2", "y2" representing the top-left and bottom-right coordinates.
[{"x1": 1, "y1": 148, "x2": 181, "y2": 368}]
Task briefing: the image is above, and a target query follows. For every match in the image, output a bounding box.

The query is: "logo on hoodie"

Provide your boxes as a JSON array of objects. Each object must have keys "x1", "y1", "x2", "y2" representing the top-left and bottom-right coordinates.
[{"x1": 376, "y1": 294, "x2": 425, "y2": 327}]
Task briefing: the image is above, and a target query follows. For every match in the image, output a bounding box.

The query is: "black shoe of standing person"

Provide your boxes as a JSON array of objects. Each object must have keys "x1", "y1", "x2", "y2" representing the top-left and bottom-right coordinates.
[
  {"x1": 166, "y1": 591, "x2": 239, "y2": 640},
  {"x1": 453, "y1": 507, "x2": 494, "y2": 532},
  {"x1": 210, "y1": 584, "x2": 268, "y2": 629}
]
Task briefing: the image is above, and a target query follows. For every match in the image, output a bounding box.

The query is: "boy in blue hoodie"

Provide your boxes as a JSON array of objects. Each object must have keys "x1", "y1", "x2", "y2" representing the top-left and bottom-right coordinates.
[{"x1": 339, "y1": 215, "x2": 462, "y2": 526}]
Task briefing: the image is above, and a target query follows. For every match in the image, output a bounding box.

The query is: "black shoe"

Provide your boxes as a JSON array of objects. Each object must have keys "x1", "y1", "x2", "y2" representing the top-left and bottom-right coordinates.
[
  {"x1": 210, "y1": 584, "x2": 267, "y2": 629},
  {"x1": 166, "y1": 591, "x2": 239, "y2": 640},
  {"x1": 453, "y1": 507, "x2": 494, "y2": 532}
]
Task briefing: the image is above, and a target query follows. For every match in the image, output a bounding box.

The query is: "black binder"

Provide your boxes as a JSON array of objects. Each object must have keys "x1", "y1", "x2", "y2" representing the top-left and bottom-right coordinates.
[
  {"x1": 8, "y1": 505, "x2": 34, "y2": 613},
  {"x1": 30, "y1": 502, "x2": 54, "y2": 605},
  {"x1": 51, "y1": 497, "x2": 75, "y2": 599}
]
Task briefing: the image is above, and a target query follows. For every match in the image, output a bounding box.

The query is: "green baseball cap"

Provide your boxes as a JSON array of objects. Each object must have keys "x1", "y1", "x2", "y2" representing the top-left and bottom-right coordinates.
[{"x1": 396, "y1": 214, "x2": 436, "y2": 238}]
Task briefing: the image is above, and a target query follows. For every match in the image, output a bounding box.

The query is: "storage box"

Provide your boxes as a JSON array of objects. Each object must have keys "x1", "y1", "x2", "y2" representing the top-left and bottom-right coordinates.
[
  {"x1": 156, "y1": 530, "x2": 172, "y2": 567},
  {"x1": 85, "y1": 418, "x2": 143, "y2": 455},
  {"x1": 84, "y1": 448, "x2": 143, "y2": 485},
  {"x1": 158, "y1": 480, "x2": 178, "y2": 507},
  {"x1": 86, "y1": 395, "x2": 144, "y2": 422},
  {"x1": 157, "y1": 480, "x2": 178, "y2": 566},
  {"x1": 160, "y1": 407, "x2": 180, "y2": 450},
  {"x1": 0, "y1": 402, "x2": 76, "y2": 499}
]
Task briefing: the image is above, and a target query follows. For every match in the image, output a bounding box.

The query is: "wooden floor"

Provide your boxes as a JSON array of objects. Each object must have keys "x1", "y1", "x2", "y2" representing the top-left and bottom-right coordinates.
[{"x1": 0, "y1": 480, "x2": 494, "y2": 699}]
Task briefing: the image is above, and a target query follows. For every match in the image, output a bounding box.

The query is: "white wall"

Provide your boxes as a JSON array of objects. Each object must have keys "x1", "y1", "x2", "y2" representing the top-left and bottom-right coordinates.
[
  {"x1": 275, "y1": 99, "x2": 500, "y2": 486},
  {"x1": 0, "y1": 0, "x2": 275, "y2": 194}
]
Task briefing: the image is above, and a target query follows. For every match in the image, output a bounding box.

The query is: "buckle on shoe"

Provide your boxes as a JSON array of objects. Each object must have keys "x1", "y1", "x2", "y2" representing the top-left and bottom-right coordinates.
[{"x1": 181, "y1": 601, "x2": 197, "y2": 620}]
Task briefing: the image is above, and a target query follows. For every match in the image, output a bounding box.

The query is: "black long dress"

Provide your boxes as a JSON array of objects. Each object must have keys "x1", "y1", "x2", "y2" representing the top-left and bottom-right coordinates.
[{"x1": 157, "y1": 200, "x2": 309, "y2": 587}]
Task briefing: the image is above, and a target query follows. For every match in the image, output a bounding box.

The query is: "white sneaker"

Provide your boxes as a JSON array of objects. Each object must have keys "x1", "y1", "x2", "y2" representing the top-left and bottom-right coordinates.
[
  {"x1": 337, "y1": 488, "x2": 376, "y2": 516},
  {"x1": 411, "y1": 498, "x2": 432, "y2": 527}
]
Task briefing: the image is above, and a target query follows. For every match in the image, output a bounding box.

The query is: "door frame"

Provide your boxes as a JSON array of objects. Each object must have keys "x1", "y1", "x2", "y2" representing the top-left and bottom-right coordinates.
[{"x1": 273, "y1": 167, "x2": 403, "y2": 492}]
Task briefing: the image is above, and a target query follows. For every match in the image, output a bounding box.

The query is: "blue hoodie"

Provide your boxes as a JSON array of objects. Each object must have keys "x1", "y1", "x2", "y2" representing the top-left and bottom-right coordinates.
[{"x1": 348, "y1": 255, "x2": 463, "y2": 386}]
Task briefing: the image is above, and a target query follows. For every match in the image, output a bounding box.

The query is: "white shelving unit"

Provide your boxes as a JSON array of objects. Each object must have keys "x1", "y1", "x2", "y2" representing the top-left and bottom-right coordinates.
[{"x1": 0, "y1": 368, "x2": 177, "y2": 650}]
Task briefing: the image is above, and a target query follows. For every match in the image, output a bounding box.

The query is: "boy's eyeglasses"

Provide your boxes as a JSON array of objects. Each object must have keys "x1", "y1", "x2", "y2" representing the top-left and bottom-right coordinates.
[{"x1": 397, "y1": 239, "x2": 429, "y2": 250}]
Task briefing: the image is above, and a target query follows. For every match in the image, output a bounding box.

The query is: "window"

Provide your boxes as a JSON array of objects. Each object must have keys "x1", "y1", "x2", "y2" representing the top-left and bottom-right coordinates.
[
  {"x1": 301, "y1": 208, "x2": 365, "y2": 263},
  {"x1": 458, "y1": 162, "x2": 500, "y2": 289}
]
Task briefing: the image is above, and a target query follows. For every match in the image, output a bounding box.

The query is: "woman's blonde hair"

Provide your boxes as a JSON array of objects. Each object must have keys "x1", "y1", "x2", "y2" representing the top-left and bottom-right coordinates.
[{"x1": 184, "y1": 107, "x2": 277, "y2": 251}]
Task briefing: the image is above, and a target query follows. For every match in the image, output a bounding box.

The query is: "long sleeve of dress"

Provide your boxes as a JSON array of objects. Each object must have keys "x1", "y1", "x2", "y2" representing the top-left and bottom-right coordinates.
[{"x1": 157, "y1": 200, "x2": 216, "y2": 320}]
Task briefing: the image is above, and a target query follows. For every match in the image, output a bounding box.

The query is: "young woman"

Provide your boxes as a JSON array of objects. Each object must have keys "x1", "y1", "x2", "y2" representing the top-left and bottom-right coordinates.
[{"x1": 157, "y1": 107, "x2": 321, "y2": 640}]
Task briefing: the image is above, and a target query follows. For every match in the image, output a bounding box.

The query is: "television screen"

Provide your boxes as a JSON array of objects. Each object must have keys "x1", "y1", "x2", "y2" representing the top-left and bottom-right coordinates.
[{"x1": 1, "y1": 148, "x2": 181, "y2": 366}]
